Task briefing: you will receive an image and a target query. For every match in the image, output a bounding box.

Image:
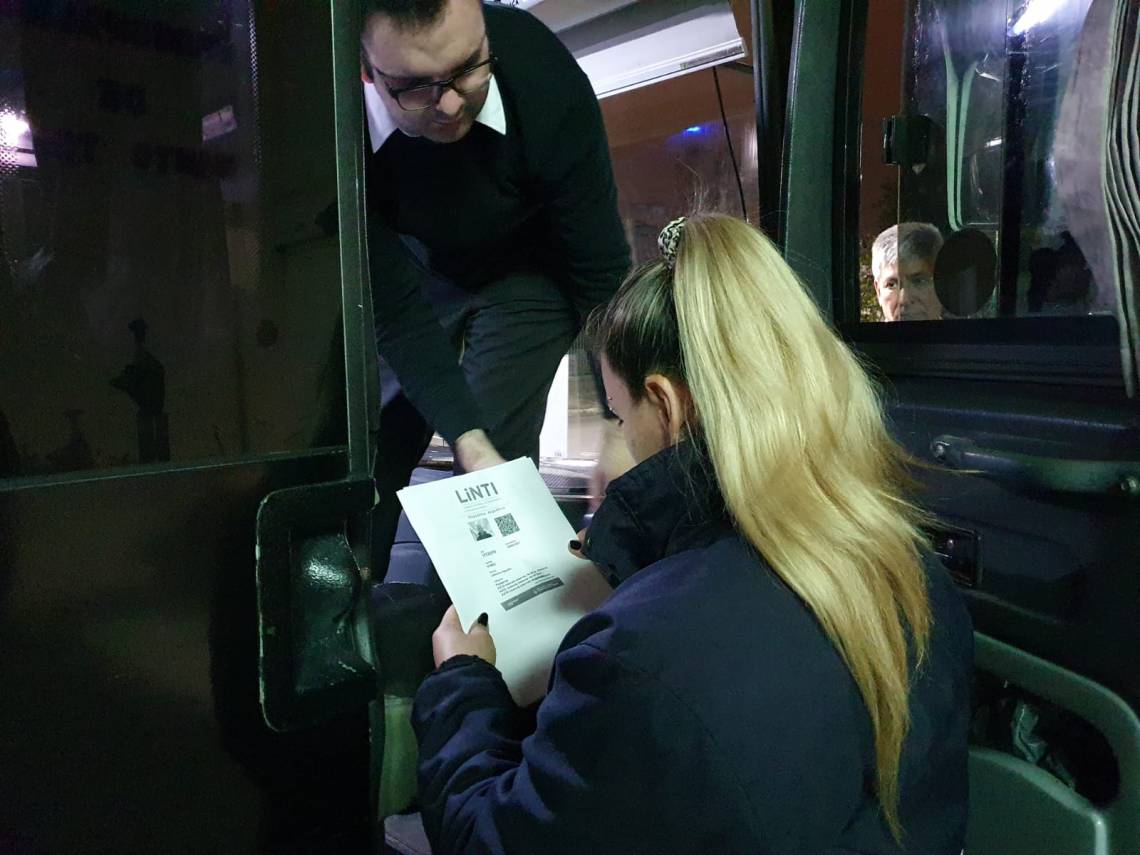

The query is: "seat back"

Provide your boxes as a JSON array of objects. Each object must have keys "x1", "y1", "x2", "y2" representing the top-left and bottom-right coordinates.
[{"x1": 966, "y1": 634, "x2": 1140, "y2": 854}]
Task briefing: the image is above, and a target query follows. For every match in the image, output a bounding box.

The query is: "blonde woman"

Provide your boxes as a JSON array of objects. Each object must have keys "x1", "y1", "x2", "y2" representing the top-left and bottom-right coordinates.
[{"x1": 416, "y1": 214, "x2": 973, "y2": 854}]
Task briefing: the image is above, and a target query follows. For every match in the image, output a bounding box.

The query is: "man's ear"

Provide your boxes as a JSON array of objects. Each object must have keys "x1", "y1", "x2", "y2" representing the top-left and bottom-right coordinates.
[
  {"x1": 360, "y1": 58, "x2": 374, "y2": 85},
  {"x1": 642, "y1": 374, "x2": 691, "y2": 444}
]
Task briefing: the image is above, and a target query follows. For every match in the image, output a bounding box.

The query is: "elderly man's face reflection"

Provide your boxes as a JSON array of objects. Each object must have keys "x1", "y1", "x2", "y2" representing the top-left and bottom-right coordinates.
[{"x1": 874, "y1": 256, "x2": 943, "y2": 321}]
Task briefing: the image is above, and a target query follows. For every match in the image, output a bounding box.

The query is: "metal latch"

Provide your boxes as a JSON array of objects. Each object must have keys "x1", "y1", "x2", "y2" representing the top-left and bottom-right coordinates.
[{"x1": 882, "y1": 114, "x2": 934, "y2": 168}]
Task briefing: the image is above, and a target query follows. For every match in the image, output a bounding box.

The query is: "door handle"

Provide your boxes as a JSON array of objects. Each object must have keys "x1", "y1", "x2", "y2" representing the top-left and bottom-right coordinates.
[
  {"x1": 256, "y1": 477, "x2": 376, "y2": 732},
  {"x1": 931, "y1": 435, "x2": 1140, "y2": 498}
]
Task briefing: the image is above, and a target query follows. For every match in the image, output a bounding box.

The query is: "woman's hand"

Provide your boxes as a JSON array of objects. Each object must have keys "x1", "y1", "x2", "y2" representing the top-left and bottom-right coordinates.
[
  {"x1": 568, "y1": 528, "x2": 588, "y2": 559},
  {"x1": 432, "y1": 605, "x2": 496, "y2": 668}
]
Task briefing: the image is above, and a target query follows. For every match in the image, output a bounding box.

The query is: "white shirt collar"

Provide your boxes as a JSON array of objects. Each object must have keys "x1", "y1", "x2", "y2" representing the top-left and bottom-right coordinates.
[{"x1": 364, "y1": 74, "x2": 507, "y2": 152}]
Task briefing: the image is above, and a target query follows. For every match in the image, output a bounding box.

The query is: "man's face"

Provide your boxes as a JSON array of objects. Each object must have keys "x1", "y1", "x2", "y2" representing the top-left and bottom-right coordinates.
[
  {"x1": 875, "y1": 256, "x2": 943, "y2": 321},
  {"x1": 361, "y1": 0, "x2": 490, "y2": 144}
]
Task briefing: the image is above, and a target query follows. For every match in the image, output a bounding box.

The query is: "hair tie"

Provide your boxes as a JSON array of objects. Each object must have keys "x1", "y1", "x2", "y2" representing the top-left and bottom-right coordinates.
[{"x1": 658, "y1": 217, "x2": 687, "y2": 270}]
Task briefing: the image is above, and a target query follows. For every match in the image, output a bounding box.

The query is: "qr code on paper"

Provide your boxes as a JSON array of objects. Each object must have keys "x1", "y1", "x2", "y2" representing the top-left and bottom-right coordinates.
[{"x1": 494, "y1": 513, "x2": 520, "y2": 536}]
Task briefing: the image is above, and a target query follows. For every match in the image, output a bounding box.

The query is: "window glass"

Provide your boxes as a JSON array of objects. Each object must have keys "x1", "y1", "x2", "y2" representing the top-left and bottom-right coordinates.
[
  {"x1": 856, "y1": 0, "x2": 1119, "y2": 324},
  {"x1": 603, "y1": 66, "x2": 760, "y2": 260},
  {"x1": 0, "y1": 2, "x2": 344, "y2": 480},
  {"x1": 548, "y1": 61, "x2": 759, "y2": 464},
  {"x1": 426, "y1": 59, "x2": 759, "y2": 466},
  {"x1": 426, "y1": 2, "x2": 757, "y2": 467}
]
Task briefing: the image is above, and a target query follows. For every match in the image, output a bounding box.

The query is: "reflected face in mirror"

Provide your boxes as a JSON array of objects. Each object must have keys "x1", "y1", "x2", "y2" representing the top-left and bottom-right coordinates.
[
  {"x1": 875, "y1": 257, "x2": 944, "y2": 321},
  {"x1": 361, "y1": 0, "x2": 490, "y2": 144}
]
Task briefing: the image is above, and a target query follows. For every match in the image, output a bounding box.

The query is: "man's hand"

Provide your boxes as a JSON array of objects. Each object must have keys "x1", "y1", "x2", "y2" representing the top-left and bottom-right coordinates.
[
  {"x1": 432, "y1": 605, "x2": 496, "y2": 668},
  {"x1": 454, "y1": 429, "x2": 507, "y2": 472}
]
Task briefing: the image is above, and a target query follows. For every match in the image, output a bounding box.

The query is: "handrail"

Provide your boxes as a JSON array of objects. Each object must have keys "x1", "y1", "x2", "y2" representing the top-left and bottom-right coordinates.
[
  {"x1": 931, "y1": 434, "x2": 1140, "y2": 498},
  {"x1": 330, "y1": 0, "x2": 372, "y2": 481}
]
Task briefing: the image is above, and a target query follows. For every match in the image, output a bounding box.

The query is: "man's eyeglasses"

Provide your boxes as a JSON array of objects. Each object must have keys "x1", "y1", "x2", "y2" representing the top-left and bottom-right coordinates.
[{"x1": 369, "y1": 55, "x2": 496, "y2": 112}]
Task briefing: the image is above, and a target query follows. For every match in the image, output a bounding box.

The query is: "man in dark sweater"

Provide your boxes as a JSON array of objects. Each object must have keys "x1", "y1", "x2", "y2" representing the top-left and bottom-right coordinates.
[{"x1": 361, "y1": 0, "x2": 630, "y2": 574}]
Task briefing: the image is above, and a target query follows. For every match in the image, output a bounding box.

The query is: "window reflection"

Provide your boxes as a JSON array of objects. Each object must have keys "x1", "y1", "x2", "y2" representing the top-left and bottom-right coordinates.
[
  {"x1": 603, "y1": 67, "x2": 760, "y2": 257},
  {"x1": 0, "y1": 2, "x2": 344, "y2": 479},
  {"x1": 428, "y1": 5, "x2": 760, "y2": 467},
  {"x1": 856, "y1": 0, "x2": 1120, "y2": 322},
  {"x1": 559, "y1": 63, "x2": 759, "y2": 461}
]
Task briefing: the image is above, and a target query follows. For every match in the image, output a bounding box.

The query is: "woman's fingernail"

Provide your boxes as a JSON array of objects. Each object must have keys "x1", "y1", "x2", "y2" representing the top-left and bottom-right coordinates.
[
  {"x1": 569, "y1": 539, "x2": 581, "y2": 550},
  {"x1": 476, "y1": 613, "x2": 489, "y2": 626}
]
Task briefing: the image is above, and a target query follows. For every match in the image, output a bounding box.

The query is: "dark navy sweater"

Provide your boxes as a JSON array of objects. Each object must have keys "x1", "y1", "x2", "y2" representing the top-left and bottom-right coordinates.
[
  {"x1": 412, "y1": 445, "x2": 973, "y2": 853},
  {"x1": 366, "y1": 4, "x2": 630, "y2": 444}
]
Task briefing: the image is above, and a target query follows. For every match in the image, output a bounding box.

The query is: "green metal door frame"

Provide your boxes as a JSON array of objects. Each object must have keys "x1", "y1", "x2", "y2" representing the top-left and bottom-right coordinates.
[
  {"x1": 780, "y1": 0, "x2": 843, "y2": 320},
  {"x1": 331, "y1": 0, "x2": 373, "y2": 483}
]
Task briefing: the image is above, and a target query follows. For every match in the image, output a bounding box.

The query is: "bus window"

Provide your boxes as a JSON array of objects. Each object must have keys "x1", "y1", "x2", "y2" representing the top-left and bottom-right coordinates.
[
  {"x1": 550, "y1": 64, "x2": 759, "y2": 464},
  {"x1": 856, "y1": 0, "x2": 1117, "y2": 323},
  {"x1": 602, "y1": 67, "x2": 759, "y2": 258},
  {"x1": 0, "y1": 2, "x2": 345, "y2": 480},
  {"x1": 420, "y1": 1, "x2": 757, "y2": 471},
  {"x1": 504, "y1": 0, "x2": 758, "y2": 468}
]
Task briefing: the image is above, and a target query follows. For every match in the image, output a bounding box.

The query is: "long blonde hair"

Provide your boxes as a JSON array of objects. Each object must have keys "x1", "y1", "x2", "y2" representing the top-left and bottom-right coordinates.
[{"x1": 592, "y1": 214, "x2": 931, "y2": 840}]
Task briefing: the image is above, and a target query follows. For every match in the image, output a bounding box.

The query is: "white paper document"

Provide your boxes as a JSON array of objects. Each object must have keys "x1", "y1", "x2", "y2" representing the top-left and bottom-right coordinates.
[{"x1": 397, "y1": 458, "x2": 613, "y2": 705}]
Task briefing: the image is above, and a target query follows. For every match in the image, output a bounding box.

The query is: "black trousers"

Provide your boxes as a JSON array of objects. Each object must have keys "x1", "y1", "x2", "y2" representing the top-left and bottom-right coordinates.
[{"x1": 371, "y1": 269, "x2": 580, "y2": 578}]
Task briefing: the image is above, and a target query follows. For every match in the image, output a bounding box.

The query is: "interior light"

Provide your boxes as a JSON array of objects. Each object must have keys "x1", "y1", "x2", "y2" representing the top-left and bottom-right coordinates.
[
  {"x1": 0, "y1": 113, "x2": 30, "y2": 147},
  {"x1": 684, "y1": 125, "x2": 704, "y2": 134},
  {"x1": 1011, "y1": 0, "x2": 1065, "y2": 36},
  {"x1": 561, "y1": 1, "x2": 745, "y2": 99}
]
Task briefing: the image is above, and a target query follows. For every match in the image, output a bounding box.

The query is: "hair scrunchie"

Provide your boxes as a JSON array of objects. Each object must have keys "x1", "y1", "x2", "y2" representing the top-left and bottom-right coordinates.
[{"x1": 657, "y1": 216, "x2": 687, "y2": 270}]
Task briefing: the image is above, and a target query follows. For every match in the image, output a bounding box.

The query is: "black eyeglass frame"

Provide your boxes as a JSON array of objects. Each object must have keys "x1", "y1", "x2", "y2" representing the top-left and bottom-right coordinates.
[{"x1": 367, "y1": 54, "x2": 497, "y2": 111}]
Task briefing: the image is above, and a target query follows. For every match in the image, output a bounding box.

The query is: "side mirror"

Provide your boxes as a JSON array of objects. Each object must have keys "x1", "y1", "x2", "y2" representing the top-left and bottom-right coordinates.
[{"x1": 935, "y1": 228, "x2": 998, "y2": 317}]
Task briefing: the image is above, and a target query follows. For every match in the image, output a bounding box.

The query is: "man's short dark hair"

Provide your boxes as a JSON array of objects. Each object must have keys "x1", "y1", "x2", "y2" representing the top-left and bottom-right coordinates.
[{"x1": 363, "y1": 0, "x2": 451, "y2": 31}]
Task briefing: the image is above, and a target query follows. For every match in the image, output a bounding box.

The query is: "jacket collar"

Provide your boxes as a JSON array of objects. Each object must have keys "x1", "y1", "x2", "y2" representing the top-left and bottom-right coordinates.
[{"x1": 583, "y1": 442, "x2": 732, "y2": 588}]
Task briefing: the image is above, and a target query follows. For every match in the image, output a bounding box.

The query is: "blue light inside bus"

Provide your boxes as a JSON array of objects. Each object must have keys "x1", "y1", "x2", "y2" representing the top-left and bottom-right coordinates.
[{"x1": 683, "y1": 125, "x2": 704, "y2": 135}]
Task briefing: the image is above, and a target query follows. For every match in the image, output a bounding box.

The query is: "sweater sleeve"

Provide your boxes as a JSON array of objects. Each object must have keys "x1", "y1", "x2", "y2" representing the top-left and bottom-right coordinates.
[
  {"x1": 366, "y1": 204, "x2": 484, "y2": 444},
  {"x1": 411, "y1": 645, "x2": 761, "y2": 855},
  {"x1": 533, "y1": 61, "x2": 630, "y2": 325}
]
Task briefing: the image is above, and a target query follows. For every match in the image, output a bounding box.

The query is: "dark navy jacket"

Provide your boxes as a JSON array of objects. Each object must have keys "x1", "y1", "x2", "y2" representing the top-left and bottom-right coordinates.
[{"x1": 412, "y1": 445, "x2": 973, "y2": 854}]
